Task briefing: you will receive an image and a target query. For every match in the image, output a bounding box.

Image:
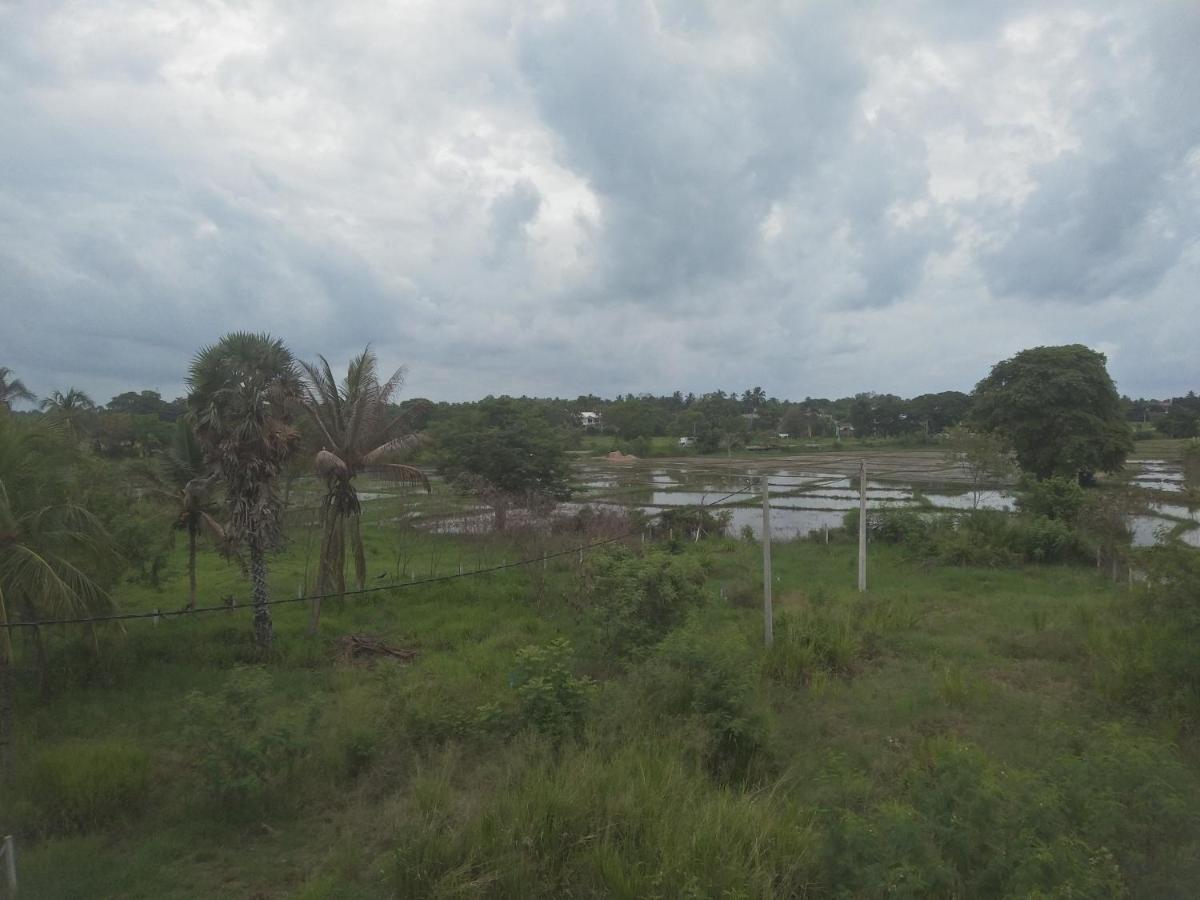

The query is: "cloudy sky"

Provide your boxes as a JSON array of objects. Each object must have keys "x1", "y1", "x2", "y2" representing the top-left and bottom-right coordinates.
[{"x1": 2, "y1": 0, "x2": 1197, "y2": 406}]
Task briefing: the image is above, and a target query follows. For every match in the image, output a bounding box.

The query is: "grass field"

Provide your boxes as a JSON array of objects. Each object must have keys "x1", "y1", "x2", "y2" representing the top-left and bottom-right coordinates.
[{"x1": 4, "y1": 511, "x2": 1199, "y2": 897}]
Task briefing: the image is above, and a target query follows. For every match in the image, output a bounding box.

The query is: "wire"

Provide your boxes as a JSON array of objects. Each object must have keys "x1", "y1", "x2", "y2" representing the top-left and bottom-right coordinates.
[{"x1": 1, "y1": 485, "x2": 751, "y2": 631}]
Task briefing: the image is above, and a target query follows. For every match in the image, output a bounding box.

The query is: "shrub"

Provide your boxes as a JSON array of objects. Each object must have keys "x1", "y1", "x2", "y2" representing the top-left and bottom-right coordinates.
[
  {"x1": 584, "y1": 546, "x2": 706, "y2": 656},
  {"x1": 655, "y1": 505, "x2": 733, "y2": 540},
  {"x1": 184, "y1": 666, "x2": 316, "y2": 818},
  {"x1": 633, "y1": 620, "x2": 771, "y2": 782},
  {"x1": 509, "y1": 638, "x2": 592, "y2": 745},
  {"x1": 1017, "y1": 475, "x2": 1086, "y2": 523},
  {"x1": 28, "y1": 738, "x2": 150, "y2": 833}
]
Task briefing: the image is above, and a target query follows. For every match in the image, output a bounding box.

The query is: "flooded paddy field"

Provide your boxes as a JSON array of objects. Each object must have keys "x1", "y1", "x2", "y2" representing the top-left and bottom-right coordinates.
[
  {"x1": 569, "y1": 451, "x2": 1199, "y2": 546},
  {"x1": 282, "y1": 450, "x2": 1197, "y2": 548}
]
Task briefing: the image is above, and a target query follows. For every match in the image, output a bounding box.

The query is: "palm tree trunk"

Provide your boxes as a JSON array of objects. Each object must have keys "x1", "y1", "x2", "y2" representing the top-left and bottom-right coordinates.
[
  {"x1": 312, "y1": 508, "x2": 345, "y2": 633},
  {"x1": 0, "y1": 586, "x2": 14, "y2": 785},
  {"x1": 249, "y1": 539, "x2": 273, "y2": 650},
  {"x1": 351, "y1": 512, "x2": 367, "y2": 590},
  {"x1": 187, "y1": 526, "x2": 197, "y2": 611}
]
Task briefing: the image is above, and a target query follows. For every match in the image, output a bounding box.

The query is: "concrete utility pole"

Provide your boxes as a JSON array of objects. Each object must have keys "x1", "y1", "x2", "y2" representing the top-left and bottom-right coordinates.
[
  {"x1": 761, "y1": 475, "x2": 774, "y2": 647},
  {"x1": 857, "y1": 460, "x2": 868, "y2": 592}
]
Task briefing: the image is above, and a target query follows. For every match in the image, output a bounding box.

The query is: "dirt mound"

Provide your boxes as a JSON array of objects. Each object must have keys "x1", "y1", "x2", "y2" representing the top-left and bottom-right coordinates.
[{"x1": 605, "y1": 450, "x2": 639, "y2": 463}]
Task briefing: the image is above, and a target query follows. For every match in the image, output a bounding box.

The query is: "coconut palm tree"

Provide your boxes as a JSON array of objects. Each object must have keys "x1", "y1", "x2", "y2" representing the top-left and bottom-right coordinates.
[
  {"x1": 163, "y1": 419, "x2": 228, "y2": 611},
  {"x1": 300, "y1": 347, "x2": 428, "y2": 630},
  {"x1": 186, "y1": 333, "x2": 301, "y2": 650},
  {"x1": 0, "y1": 416, "x2": 116, "y2": 781},
  {"x1": 0, "y1": 367, "x2": 35, "y2": 412},
  {"x1": 40, "y1": 388, "x2": 96, "y2": 436}
]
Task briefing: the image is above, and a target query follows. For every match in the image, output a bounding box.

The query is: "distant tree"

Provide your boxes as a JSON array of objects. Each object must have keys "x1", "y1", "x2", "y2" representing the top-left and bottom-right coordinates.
[
  {"x1": 945, "y1": 426, "x2": 1015, "y2": 509},
  {"x1": 433, "y1": 397, "x2": 571, "y2": 529},
  {"x1": 1157, "y1": 393, "x2": 1200, "y2": 439},
  {"x1": 107, "y1": 389, "x2": 172, "y2": 418},
  {"x1": 40, "y1": 388, "x2": 95, "y2": 436},
  {"x1": 971, "y1": 345, "x2": 1133, "y2": 483},
  {"x1": 300, "y1": 348, "x2": 428, "y2": 628},
  {"x1": 187, "y1": 333, "x2": 302, "y2": 650},
  {"x1": 605, "y1": 399, "x2": 661, "y2": 440},
  {"x1": 0, "y1": 368, "x2": 35, "y2": 413},
  {"x1": 907, "y1": 391, "x2": 971, "y2": 436}
]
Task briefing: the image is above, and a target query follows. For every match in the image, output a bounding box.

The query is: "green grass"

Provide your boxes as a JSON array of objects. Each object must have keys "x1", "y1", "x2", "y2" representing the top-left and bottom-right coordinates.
[{"x1": 5, "y1": 526, "x2": 1200, "y2": 897}]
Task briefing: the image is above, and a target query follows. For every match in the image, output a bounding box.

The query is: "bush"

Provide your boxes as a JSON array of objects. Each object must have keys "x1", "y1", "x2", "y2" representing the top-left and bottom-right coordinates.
[
  {"x1": 28, "y1": 738, "x2": 150, "y2": 834},
  {"x1": 1017, "y1": 475, "x2": 1086, "y2": 523},
  {"x1": 632, "y1": 619, "x2": 771, "y2": 783},
  {"x1": 185, "y1": 666, "x2": 316, "y2": 818},
  {"x1": 655, "y1": 505, "x2": 733, "y2": 540},
  {"x1": 509, "y1": 638, "x2": 592, "y2": 745},
  {"x1": 584, "y1": 546, "x2": 707, "y2": 656}
]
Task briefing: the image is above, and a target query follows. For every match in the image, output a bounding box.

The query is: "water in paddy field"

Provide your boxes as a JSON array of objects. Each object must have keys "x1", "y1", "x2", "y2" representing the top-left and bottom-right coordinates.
[
  {"x1": 1131, "y1": 459, "x2": 1187, "y2": 493},
  {"x1": 566, "y1": 457, "x2": 1197, "y2": 547}
]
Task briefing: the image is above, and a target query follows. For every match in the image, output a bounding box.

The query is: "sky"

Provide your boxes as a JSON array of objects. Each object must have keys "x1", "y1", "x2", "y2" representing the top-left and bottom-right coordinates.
[{"x1": 1, "y1": 0, "x2": 1198, "y2": 406}]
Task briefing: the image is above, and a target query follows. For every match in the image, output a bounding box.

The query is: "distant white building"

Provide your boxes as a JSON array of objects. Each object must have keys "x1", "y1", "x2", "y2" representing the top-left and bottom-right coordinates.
[{"x1": 579, "y1": 411, "x2": 601, "y2": 428}]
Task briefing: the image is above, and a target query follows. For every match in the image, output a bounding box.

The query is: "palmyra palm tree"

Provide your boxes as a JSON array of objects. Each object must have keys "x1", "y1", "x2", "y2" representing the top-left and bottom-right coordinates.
[
  {"x1": 163, "y1": 419, "x2": 228, "y2": 611},
  {"x1": 0, "y1": 416, "x2": 115, "y2": 781},
  {"x1": 187, "y1": 333, "x2": 301, "y2": 650},
  {"x1": 0, "y1": 367, "x2": 35, "y2": 412},
  {"x1": 300, "y1": 347, "x2": 428, "y2": 630}
]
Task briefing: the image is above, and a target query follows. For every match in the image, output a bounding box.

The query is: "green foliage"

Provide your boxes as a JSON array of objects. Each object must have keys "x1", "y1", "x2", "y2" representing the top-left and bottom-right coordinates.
[
  {"x1": 1089, "y1": 546, "x2": 1200, "y2": 722},
  {"x1": 509, "y1": 638, "x2": 592, "y2": 745},
  {"x1": 27, "y1": 739, "x2": 150, "y2": 833},
  {"x1": 184, "y1": 666, "x2": 315, "y2": 818},
  {"x1": 654, "y1": 504, "x2": 733, "y2": 539},
  {"x1": 583, "y1": 546, "x2": 706, "y2": 656},
  {"x1": 972, "y1": 344, "x2": 1134, "y2": 480},
  {"x1": 633, "y1": 618, "x2": 770, "y2": 782},
  {"x1": 821, "y1": 729, "x2": 1195, "y2": 898},
  {"x1": 388, "y1": 739, "x2": 819, "y2": 898},
  {"x1": 1017, "y1": 475, "x2": 1086, "y2": 523},
  {"x1": 433, "y1": 397, "x2": 572, "y2": 500},
  {"x1": 847, "y1": 508, "x2": 1086, "y2": 567}
]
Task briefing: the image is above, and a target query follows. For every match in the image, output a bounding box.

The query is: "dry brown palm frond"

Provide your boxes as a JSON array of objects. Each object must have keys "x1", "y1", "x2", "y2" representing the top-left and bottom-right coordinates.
[
  {"x1": 361, "y1": 433, "x2": 425, "y2": 466},
  {"x1": 315, "y1": 449, "x2": 350, "y2": 483}
]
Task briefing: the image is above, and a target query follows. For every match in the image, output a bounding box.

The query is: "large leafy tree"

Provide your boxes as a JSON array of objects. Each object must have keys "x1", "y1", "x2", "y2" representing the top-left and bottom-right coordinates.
[
  {"x1": 0, "y1": 417, "x2": 116, "y2": 780},
  {"x1": 971, "y1": 345, "x2": 1133, "y2": 482},
  {"x1": 300, "y1": 348, "x2": 428, "y2": 628},
  {"x1": 433, "y1": 397, "x2": 571, "y2": 529},
  {"x1": 162, "y1": 419, "x2": 227, "y2": 611},
  {"x1": 0, "y1": 368, "x2": 35, "y2": 413},
  {"x1": 186, "y1": 333, "x2": 301, "y2": 649}
]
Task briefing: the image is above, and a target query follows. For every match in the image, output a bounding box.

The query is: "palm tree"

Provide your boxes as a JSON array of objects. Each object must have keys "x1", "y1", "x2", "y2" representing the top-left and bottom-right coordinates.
[
  {"x1": 0, "y1": 416, "x2": 116, "y2": 781},
  {"x1": 163, "y1": 419, "x2": 227, "y2": 611},
  {"x1": 0, "y1": 367, "x2": 35, "y2": 412},
  {"x1": 186, "y1": 333, "x2": 301, "y2": 650},
  {"x1": 40, "y1": 388, "x2": 96, "y2": 436},
  {"x1": 300, "y1": 347, "x2": 428, "y2": 630}
]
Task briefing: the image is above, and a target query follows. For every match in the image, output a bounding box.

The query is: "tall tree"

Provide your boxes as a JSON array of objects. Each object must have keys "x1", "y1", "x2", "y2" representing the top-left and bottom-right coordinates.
[
  {"x1": 0, "y1": 368, "x2": 35, "y2": 413},
  {"x1": 300, "y1": 348, "x2": 428, "y2": 629},
  {"x1": 186, "y1": 333, "x2": 301, "y2": 650},
  {"x1": 971, "y1": 345, "x2": 1133, "y2": 483},
  {"x1": 162, "y1": 419, "x2": 226, "y2": 611}
]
